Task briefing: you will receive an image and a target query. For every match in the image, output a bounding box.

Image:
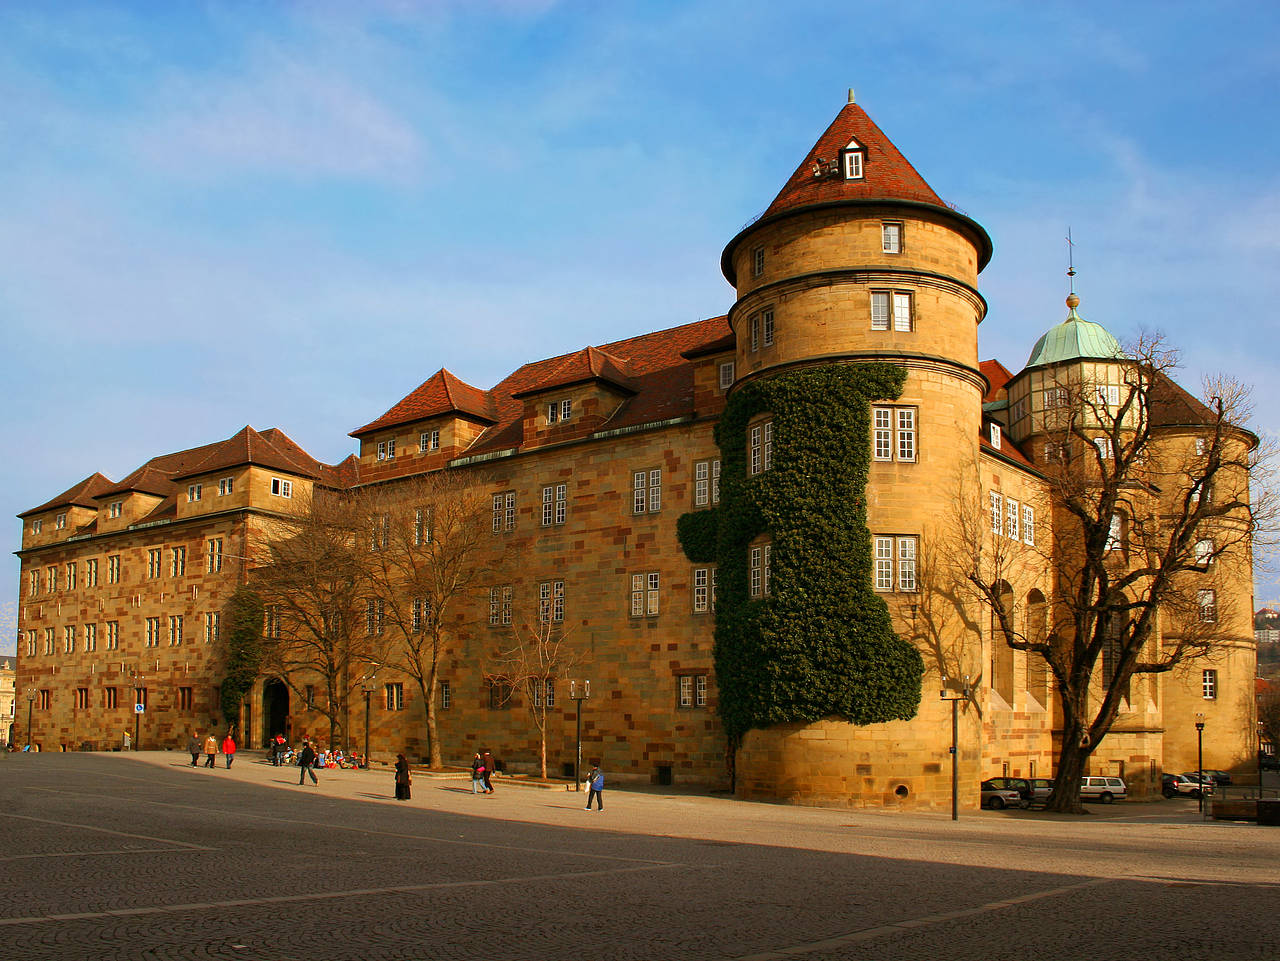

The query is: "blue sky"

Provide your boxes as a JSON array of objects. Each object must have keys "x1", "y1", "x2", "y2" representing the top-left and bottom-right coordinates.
[{"x1": 3, "y1": 0, "x2": 1279, "y2": 652}]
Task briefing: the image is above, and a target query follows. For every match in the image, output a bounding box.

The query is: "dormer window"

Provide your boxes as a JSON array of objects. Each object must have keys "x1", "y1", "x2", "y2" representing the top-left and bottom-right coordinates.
[
  {"x1": 55, "y1": 513, "x2": 67, "y2": 530},
  {"x1": 989, "y1": 424, "x2": 1002, "y2": 449},
  {"x1": 546, "y1": 399, "x2": 572, "y2": 424},
  {"x1": 109, "y1": 501, "x2": 123, "y2": 519},
  {"x1": 841, "y1": 138, "x2": 865, "y2": 180},
  {"x1": 31, "y1": 519, "x2": 43, "y2": 534},
  {"x1": 376, "y1": 439, "x2": 396, "y2": 461},
  {"x1": 187, "y1": 484, "x2": 202, "y2": 503}
]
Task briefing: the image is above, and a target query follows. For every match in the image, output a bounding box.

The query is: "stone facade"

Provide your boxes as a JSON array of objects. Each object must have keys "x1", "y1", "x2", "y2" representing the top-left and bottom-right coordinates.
[{"x1": 13, "y1": 95, "x2": 1257, "y2": 808}]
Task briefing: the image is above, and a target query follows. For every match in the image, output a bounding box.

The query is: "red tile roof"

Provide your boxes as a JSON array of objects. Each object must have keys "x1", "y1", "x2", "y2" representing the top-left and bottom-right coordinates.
[
  {"x1": 980, "y1": 419, "x2": 1039, "y2": 474},
  {"x1": 980, "y1": 359, "x2": 1015, "y2": 402},
  {"x1": 761, "y1": 100, "x2": 945, "y2": 221},
  {"x1": 172, "y1": 426, "x2": 321, "y2": 481},
  {"x1": 18, "y1": 472, "x2": 116, "y2": 518},
  {"x1": 512, "y1": 346, "x2": 640, "y2": 398},
  {"x1": 351, "y1": 369, "x2": 495, "y2": 438}
]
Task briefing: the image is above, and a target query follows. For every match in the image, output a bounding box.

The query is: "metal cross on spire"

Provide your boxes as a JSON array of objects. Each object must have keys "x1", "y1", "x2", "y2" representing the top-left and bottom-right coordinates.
[{"x1": 1066, "y1": 228, "x2": 1077, "y2": 293}]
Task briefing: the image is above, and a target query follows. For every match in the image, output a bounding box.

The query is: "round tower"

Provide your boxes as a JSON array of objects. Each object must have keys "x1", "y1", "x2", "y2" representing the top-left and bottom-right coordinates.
[{"x1": 714, "y1": 92, "x2": 995, "y2": 810}]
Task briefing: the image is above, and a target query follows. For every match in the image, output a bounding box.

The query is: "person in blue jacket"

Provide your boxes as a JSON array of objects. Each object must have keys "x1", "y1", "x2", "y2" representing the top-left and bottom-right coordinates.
[{"x1": 584, "y1": 763, "x2": 604, "y2": 811}]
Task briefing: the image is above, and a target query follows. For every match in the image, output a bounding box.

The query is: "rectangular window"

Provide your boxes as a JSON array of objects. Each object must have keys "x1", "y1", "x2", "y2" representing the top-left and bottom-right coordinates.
[
  {"x1": 420, "y1": 429, "x2": 440, "y2": 452},
  {"x1": 631, "y1": 573, "x2": 660, "y2": 616},
  {"x1": 25, "y1": 630, "x2": 35, "y2": 657},
  {"x1": 28, "y1": 571, "x2": 38, "y2": 597},
  {"x1": 532, "y1": 679, "x2": 556, "y2": 708},
  {"x1": 75, "y1": 688, "x2": 89, "y2": 710},
  {"x1": 633, "y1": 469, "x2": 662, "y2": 513},
  {"x1": 1195, "y1": 538, "x2": 1215, "y2": 567},
  {"x1": 108, "y1": 554, "x2": 121, "y2": 584},
  {"x1": 874, "y1": 535, "x2": 919, "y2": 592},
  {"x1": 207, "y1": 538, "x2": 223, "y2": 573},
  {"x1": 270, "y1": 477, "x2": 292, "y2": 498},
  {"x1": 104, "y1": 687, "x2": 118, "y2": 709},
  {"x1": 1198, "y1": 589, "x2": 1217, "y2": 623},
  {"x1": 844, "y1": 150, "x2": 863, "y2": 179},
  {"x1": 147, "y1": 549, "x2": 161, "y2": 579},
  {"x1": 44, "y1": 628, "x2": 54, "y2": 655},
  {"x1": 440, "y1": 680, "x2": 451, "y2": 710},
  {"x1": 719, "y1": 362, "x2": 735, "y2": 391},
  {"x1": 1195, "y1": 437, "x2": 1208, "y2": 456},
  {"x1": 205, "y1": 612, "x2": 221, "y2": 644},
  {"x1": 1095, "y1": 384, "x2": 1120, "y2": 408},
  {"x1": 892, "y1": 292, "x2": 913, "y2": 332},
  {"x1": 1006, "y1": 499, "x2": 1019, "y2": 541},
  {"x1": 872, "y1": 407, "x2": 916, "y2": 462},
  {"x1": 1043, "y1": 442, "x2": 1070, "y2": 464},
  {"x1": 693, "y1": 567, "x2": 716, "y2": 613},
  {"x1": 218, "y1": 476, "x2": 234, "y2": 496},
  {"x1": 265, "y1": 606, "x2": 281, "y2": 639},
  {"x1": 170, "y1": 547, "x2": 186, "y2": 577},
  {"x1": 145, "y1": 617, "x2": 160, "y2": 648},
  {"x1": 1043, "y1": 387, "x2": 1069, "y2": 410},
  {"x1": 1094, "y1": 437, "x2": 1112, "y2": 460},
  {"x1": 1202, "y1": 668, "x2": 1218, "y2": 699},
  {"x1": 376, "y1": 439, "x2": 397, "y2": 460},
  {"x1": 414, "y1": 507, "x2": 432, "y2": 545},
  {"x1": 488, "y1": 681, "x2": 512, "y2": 710},
  {"x1": 882, "y1": 222, "x2": 902, "y2": 254},
  {"x1": 107, "y1": 621, "x2": 119, "y2": 650},
  {"x1": 48, "y1": 565, "x2": 58, "y2": 592},
  {"x1": 694, "y1": 459, "x2": 721, "y2": 507},
  {"x1": 109, "y1": 500, "x2": 123, "y2": 518},
  {"x1": 1106, "y1": 514, "x2": 1124, "y2": 553},
  {"x1": 492, "y1": 491, "x2": 516, "y2": 532},
  {"x1": 989, "y1": 423, "x2": 1002, "y2": 449},
  {"x1": 66, "y1": 562, "x2": 77, "y2": 591},
  {"x1": 305, "y1": 685, "x2": 315, "y2": 709},
  {"x1": 85, "y1": 558, "x2": 98, "y2": 587},
  {"x1": 1023, "y1": 506, "x2": 1035, "y2": 546},
  {"x1": 385, "y1": 683, "x2": 404, "y2": 711},
  {"x1": 32, "y1": 518, "x2": 43, "y2": 534},
  {"x1": 538, "y1": 580, "x2": 565, "y2": 624},
  {"x1": 187, "y1": 483, "x2": 202, "y2": 503},
  {"x1": 761, "y1": 308, "x2": 774, "y2": 347},
  {"x1": 542, "y1": 483, "x2": 568, "y2": 526},
  {"x1": 487, "y1": 585, "x2": 512, "y2": 626},
  {"x1": 169, "y1": 614, "x2": 183, "y2": 646},
  {"x1": 871, "y1": 291, "x2": 890, "y2": 331},
  {"x1": 64, "y1": 625, "x2": 76, "y2": 654},
  {"x1": 752, "y1": 245, "x2": 765, "y2": 277},
  {"x1": 750, "y1": 312, "x2": 760, "y2": 351},
  {"x1": 84, "y1": 623, "x2": 97, "y2": 652},
  {"x1": 990, "y1": 491, "x2": 1003, "y2": 535},
  {"x1": 365, "y1": 598, "x2": 385, "y2": 636},
  {"x1": 178, "y1": 687, "x2": 193, "y2": 711}
]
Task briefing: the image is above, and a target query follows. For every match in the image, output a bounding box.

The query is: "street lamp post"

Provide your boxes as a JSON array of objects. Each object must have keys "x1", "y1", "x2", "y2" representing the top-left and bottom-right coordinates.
[
  {"x1": 1195, "y1": 712, "x2": 1206, "y2": 814},
  {"x1": 1259, "y1": 720, "x2": 1266, "y2": 799},
  {"x1": 361, "y1": 674, "x2": 377, "y2": 768},
  {"x1": 570, "y1": 680, "x2": 590, "y2": 790},
  {"x1": 25, "y1": 688, "x2": 36, "y2": 749},
  {"x1": 941, "y1": 675, "x2": 971, "y2": 821}
]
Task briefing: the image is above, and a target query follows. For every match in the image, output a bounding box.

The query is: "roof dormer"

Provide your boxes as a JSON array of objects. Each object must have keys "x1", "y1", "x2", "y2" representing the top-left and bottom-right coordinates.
[{"x1": 841, "y1": 137, "x2": 865, "y2": 180}]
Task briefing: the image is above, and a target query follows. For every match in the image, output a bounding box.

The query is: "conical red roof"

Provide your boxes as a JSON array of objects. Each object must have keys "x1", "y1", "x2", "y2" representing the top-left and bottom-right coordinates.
[{"x1": 761, "y1": 100, "x2": 945, "y2": 219}]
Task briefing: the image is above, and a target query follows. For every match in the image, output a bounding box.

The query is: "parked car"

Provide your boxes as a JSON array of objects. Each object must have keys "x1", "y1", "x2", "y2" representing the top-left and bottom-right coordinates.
[
  {"x1": 1162, "y1": 773, "x2": 1211, "y2": 798},
  {"x1": 1261, "y1": 753, "x2": 1280, "y2": 772},
  {"x1": 983, "y1": 777, "x2": 1032, "y2": 807},
  {"x1": 1198, "y1": 769, "x2": 1233, "y2": 786},
  {"x1": 1180, "y1": 772, "x2": 1217, "y2": 788},
  {"x1": 981, "y1": 779, "x2": 1025, "y2": 810},
  {"x1": 1027, "y1": 777, "x2": 1055, "y2": 804},
  {"x1": 1079, "y1": 776, "x2": 1127, "y2": 803}
]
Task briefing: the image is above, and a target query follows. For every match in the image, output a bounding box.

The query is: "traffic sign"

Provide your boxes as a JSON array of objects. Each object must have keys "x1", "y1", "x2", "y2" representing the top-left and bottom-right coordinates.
[{"x1": 134, "y1": 703, "x2": 145, "y2": 714}]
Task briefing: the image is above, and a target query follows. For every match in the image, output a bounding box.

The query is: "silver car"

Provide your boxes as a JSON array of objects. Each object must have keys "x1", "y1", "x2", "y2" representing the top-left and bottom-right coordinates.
[{"x1": 1079, "y1": 775, "x2": 1127, "y2": 803}]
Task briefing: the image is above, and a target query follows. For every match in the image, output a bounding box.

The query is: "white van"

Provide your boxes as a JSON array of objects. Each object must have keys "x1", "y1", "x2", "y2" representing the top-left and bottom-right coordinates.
[{"x1": 1080, "y1": 776, "x2": 1127, "y2": 803}]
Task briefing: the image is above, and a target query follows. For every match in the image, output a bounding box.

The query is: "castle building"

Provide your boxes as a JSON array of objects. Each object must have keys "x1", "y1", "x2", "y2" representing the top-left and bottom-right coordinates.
[{"x1": 13, "y1": 93, "x2": 1256, "y2": 807}]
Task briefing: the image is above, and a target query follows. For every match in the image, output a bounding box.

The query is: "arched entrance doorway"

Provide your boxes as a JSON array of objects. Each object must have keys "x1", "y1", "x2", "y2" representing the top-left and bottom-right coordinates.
[{"x1": 262, "y1": 679, "x2": 289, "y2": 750}]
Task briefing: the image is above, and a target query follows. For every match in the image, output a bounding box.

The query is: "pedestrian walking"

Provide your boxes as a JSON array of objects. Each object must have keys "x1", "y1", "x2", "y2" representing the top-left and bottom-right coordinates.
[
  {"x1": 187, "y1": 733, "x2": 201, "y2": 767},
  {"x1": 271, "y1": 733, "x2": 286, "y2": 766},
  {"x1": 203, "y1": 734, "x2": 218, "y2": 769},
  {"x1": 585, "y1": 763, "x2": 604, "y2": 811},
  {"x1": 222, "y1": 733, "x2": 237, "y2": 769},
  {"x1": 298, "y1": 741, "x2": 318, "y2": 785},
  {"x1": 394, "y1": 753, "x2": 412, "y2": 800},
  {"x1": 482, "y1": 751, "x2": 495, "y2": 794},
  {"x1": 470, "y1": 752, "x2": 485, "y2": 794}
]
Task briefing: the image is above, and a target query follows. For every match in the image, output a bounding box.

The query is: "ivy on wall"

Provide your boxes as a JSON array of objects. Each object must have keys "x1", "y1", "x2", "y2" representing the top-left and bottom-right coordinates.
[{"x1": 679, "y1": 363, "x2": 924, "y2": 742}]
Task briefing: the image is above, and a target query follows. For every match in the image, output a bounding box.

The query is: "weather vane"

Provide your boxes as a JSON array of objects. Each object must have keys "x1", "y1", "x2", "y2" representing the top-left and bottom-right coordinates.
[{"x1": 1066, "y1": 228, "x2": 1076, "y2": 294}]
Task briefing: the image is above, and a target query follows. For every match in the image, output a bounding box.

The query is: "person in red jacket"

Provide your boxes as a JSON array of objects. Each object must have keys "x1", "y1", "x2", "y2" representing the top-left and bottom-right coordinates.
[{"x1": 221, "y1": 733, "x2": 237, "y2": 769}]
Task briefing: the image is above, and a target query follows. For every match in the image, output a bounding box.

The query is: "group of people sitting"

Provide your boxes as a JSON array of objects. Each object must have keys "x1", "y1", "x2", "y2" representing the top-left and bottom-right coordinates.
[{"x1": 267, "y1": 734, "x2": 365, "y2": 769}]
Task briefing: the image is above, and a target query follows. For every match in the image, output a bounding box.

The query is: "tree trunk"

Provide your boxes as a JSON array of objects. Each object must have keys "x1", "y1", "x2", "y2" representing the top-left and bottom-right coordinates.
[
  {"x1": 538, "y1": 702, "x2": 547, "y2": 779},
  {"x1": 1045, "y1": 709, "x2": 1093, "y2": 813},
  {"x1": 426, "y1": 659, "x2": 442, "y2": 769}
]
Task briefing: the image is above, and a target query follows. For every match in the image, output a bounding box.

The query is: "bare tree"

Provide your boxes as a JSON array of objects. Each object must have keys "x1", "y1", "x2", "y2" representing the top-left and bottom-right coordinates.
[
  {"x1": 959, "y1": 335, "x2": 1274, "y2": 813},
  {"x1": 1260, "y1": 689, "x2": 1280, "y2": 764},
  {"x1": 251, "y1": 486, "x2": 388, "y2": 749},
  {"x1": 365, "y1": 471, "x2": 507, "y2": 768},
  {"x1": 488, "y1": 610, "x2": 585, "y2": 779}
]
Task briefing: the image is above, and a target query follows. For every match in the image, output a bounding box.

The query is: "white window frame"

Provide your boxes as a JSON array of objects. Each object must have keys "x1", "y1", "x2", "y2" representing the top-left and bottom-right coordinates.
[
  {"x1": 168, "y1": 614, "x2": 183, "y2": 647},
  {"x1": 633, "y1": 469, "x2": 662, "y2": 514},
  {"x1": 270, "y1": 477, "x2": 292, "y2": 498},
  {"x1": 55, "y1": 512, "x2": 66, "y2": 530},
  {"x1": 843, "y1": 146, "x2": 864, "y2": 180},
  {"x1": 385, "y1": 682, "x2": 404, "y2": 711},
  {"x1": 170, "y1": 546, "x2": 186, "y2": 577},
  {"x1": 106, "y1": 621, "x2": 119, "y2": 650},
  {"x1": 440, "y1": 680, "x2": 451, "y2": 710},
  {"x1": 1202, "y1": 668, "x2": 1218, "y2": 699},
  {"x1": 1194, "y1": 538, "x2": 1215, "y2": 567},
  {"x1": 719, "y1": 362, "x2": 735, "y2": 391},
  {"x1": 1094, "y1": 436, "x2": 1113, "y2": 460},
  {"x1": 1006, "y1": 499, "x2": 1019, "y2": 541},
  {"x1": 694, "y1": 459, "x2": 721, "y2": 507},
  {"x1": 871, "y1": 291, "x2": 890, "y2": 331},
  {"x1": 752, "y1": 246, "x2": 765, "y2": 277},
  {"x1": 1023, "y1": 505, "x2": 1035, "y2": 546},
  {"x1": 420, "y1": 429, "x2": 440, "y2": 452},
  {"x1": 64, "y1": 624, "x2": 76, "y2": 654},
  {"x1": 539, "y1": 580, "x2": 565, "y2": 624},
  {"x1": 205, "y1": 612, "x2": 220, "y2": 644},
  {"x1": 84, "y1": 622, "x2": 97, "y2": 652},
  {"x1": 892, "y1": 291, "x2": 913, "y2": 332},
  {"x1": 109, "y1": 500, "x2": 123, "y2": 518},
  {"x1": 989, "y1": 491, "x2": 1003, "y2": 535},
  {"x1": 187, "y1": 484, "x2": 202, "y2": 503},
  {"x1": 541, "y1": 483, "x2": 568, "y2": 526},
  {"x1": 989, "y1": 423, "x2": 1002, "y2": 449},
  {"x1": 1197, "y1": 589, "x2": 1217, "y2": 624},
  {"x1": 218, "y1": 476, "x2": 234, "y2": 496},
  {"x1": 882, "y1": 221, "x2": 902, "y2": 254},
  {"x1": 693, "y1": 566, "x2": 715, "y2": 613},
  {"x1": 874, "y1": 535, "x2": 918, "y2": 592},
  {"x1": 492, "y1": 491, "x2": 516, "y2": 532},
  {"x1": 631, "y1": 572, "x2": 660, "y2": 616},
  {"x1": 872, "y1": 406, "x2": 916, "y2": 462}
]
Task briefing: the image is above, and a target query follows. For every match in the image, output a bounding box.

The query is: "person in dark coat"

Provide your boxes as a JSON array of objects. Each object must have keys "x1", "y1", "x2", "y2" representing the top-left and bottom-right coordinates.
[
  {"x1": 186, "y1": 733, "x2": 201, "y2": 767},
  {"x1": 470, "y1": 752, "x2": 485, "y2": 794},
  {"x1": 481, "y1": 752, "x2": 495, "y2": 794},
  {"x1": 298, "y1": 741, "x2": 318, "y2": 785},
  {"x1": 394, "y1": 754, "x2": 412, "y2": 800},
  {"x1": 585, "y1": 763, "x2": 604, "y2": 811}
]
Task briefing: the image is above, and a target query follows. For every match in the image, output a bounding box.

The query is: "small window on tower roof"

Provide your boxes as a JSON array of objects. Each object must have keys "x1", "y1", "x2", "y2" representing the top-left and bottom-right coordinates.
[
  {"x1": 989, "y1": 423, "x2": 1002, "y2": 449},
  {"x1": 842, "y1": 138, "x2": 865, "y2": 180}
]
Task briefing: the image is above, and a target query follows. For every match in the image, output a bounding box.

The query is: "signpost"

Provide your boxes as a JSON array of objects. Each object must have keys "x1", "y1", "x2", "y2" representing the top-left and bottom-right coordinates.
[{"x1": 940, "y1": 675, "x2": 971, "y2": 821}]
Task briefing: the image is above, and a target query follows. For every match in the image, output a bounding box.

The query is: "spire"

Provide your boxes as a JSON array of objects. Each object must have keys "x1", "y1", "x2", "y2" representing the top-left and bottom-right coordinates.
[{"x1": 759, "y1": 96, "x2": 946, "y2": 222}]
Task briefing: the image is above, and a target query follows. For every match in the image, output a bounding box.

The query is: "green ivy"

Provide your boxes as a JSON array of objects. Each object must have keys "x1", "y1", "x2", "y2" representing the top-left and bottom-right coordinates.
[{"x1": 679, "y1": 363, "x2": 924, "y2": 742}]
